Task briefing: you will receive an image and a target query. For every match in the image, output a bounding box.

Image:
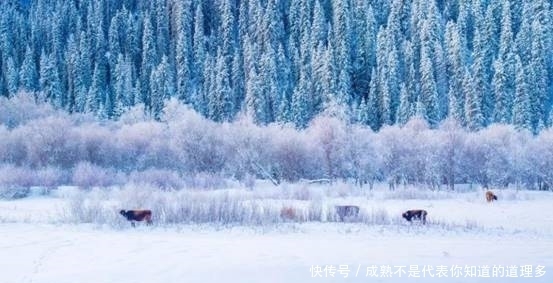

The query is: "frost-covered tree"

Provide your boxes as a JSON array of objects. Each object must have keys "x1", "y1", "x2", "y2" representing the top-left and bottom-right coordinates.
[
  {"x1": 492, "y1": 58, "x2": 513, "y2": 124},
  {"x1": 445, "y1": 21, "x2": 466, "y2": 124},
  {"x1": 113, "y1": 54, "x2": 134, "y2": 117},
  {"x1": 74, "y1": 31, "x2": 93, "y2": 113},
  {"x1": 39, "y1": 52, "x2": 63, "y2": 107},
  {"x1": 464, "y1": 68, "x2": 484, "y2": 131},
  {"x1": 5, "y1": 57, "x2": 19, "y2": 96},
  {"x1": 366, "y1": 68, "x2": 381, "y2": 131},
  {"x1": 492, "y1": 0, "x2": 516, "y2": 124},
  {"x1": 0, "y1": 0, "x2": 550, "y2": 131},
  {"x1": 513, "y1": 56, "x2": 532, "y2": 131},
  {"x1": 397, "y1": 83, "x2": 413, "y2": 125},
  {"x1": 472, "y1": 28, "x2": 492, "y2": 126},
  {"x1": 140, "y1": 16, "x2": 156, "y2": 110},
  {"x1": 19, "y1": 46, "x2": 39, "y2": 92},
  {"x1": 209, "y1": 52, "x2": 234, "y2": 122},
  {"x1": 192, "y1": 3, "x2": 207, "y2": 114},
  {"x1": 150, "y1": 57, "x2": 171, "y2": 120},
  {"x1": 419, "y1": 45, "x2": 439, "y2": 126},
  {"x1": 331, "y1": 0, "x2": 353, "y2": 106},
  {"x1": 527, "y1": 0, "x2": 551, "y2": 131},
  {"x1": 174, "y1": 0, "x2": 193, "y2": 103}
]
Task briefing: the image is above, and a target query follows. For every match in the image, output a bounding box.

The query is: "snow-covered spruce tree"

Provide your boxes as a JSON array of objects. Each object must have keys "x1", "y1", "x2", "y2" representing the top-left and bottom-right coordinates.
[
  {"x1": 365, "y1": 68, "x2": 381, "y2": 131},
  {"x1": 108, "y1": 10, "x2": 126, "y2": 70},
  {"x1": 471, "y1": 27, "x2": 492, "y2": 127},
  {"x1": 192, "y1": 3, "x2": 207, "y2": 116},
  {"x1": 208, "y1": 52, "x2": 234, "y2": 123},
  {"x1": 175, "y1": 0, "x2": 194, "y2": 103},
  {"x1": 5, "y1": 57, "x2": 19, "y2": 96},
  {"x1": 154, "y1": 0, "x2": 170, "y2": 58},
  {"x1": 463, "y1": 68, "x2": 484, "y2": 131},
  {"x1": 396, "y1": 83, "x2": 412, "y2": 125},
  {"x1": 65, "y1": 34, "x2": 79, "y2": 112},
  {"x1": 419, "y1": 45, "x2": 439, "y2": 127},
  {"x1": 445, "y1": 21, "x2": 466, "y2": 125},
  {"x1": 113, "y1": 54, "x2": 135, "y2": 117},
  {"x1": 513, "y1": 55, "x2": 533, "y2": 132},
  {"x1": 528, "y1": 0, "x2": 550, "y2": 132},
  {"x1": 291, "y1": 65, "x2": 313, "y2": 129},
  {"x1": 74, "y1": 31, "x2": 93, "y2": 113},
  {"x1": 140, "y1": 16, "x2": 157, "y2": 111},
  {"x1": 331, "y1": 0, "x2": 354, "y2": 108},
  {"x1": 39, "y1": 52, "x2": 63, "y2": 107},
  {"x1": 310, "y1": 0, "x2": 327, "y2": 49},
  {"x1": 492, "y1": 58, "x2": 512, "y2": 124},
  {"x1": 376, "y1": 27, "x2": 394, "y2": 126},
  {"x1": 86, "y1": 65, "x2": 102, "y2": 114},
  {"x1": 19, "y1": 45, "x2": 39, "y2": 92},
  {"x1": 492, "y1": 0, "x2": 516, "y2": 124}
]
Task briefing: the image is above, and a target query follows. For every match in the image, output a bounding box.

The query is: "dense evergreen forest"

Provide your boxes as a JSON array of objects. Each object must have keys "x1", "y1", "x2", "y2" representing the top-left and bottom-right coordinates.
[{"x1": 0, "y1": 0, "x2": 552, "y2": 132}]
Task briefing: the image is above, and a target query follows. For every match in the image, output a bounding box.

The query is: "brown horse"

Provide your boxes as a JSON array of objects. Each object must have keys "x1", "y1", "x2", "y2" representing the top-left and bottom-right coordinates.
[
  {"x1": 486, "y1": 191, "x2": 498, "y2": 202},
  {"x1": 119, "y1": 209, "x2": 153, "y2": 227}
]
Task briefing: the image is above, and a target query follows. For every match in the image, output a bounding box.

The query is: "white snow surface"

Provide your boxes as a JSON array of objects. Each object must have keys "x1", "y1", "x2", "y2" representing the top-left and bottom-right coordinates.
[{"x1": 1, "y1": 187, "x2": 553, "y2": 283}]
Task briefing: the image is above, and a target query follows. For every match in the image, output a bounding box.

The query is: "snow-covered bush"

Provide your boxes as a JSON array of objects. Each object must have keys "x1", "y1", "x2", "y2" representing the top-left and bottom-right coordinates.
[
  {"x1": 0, "y1": 186, "x2": 30, "y2": 199},
  {"x1": 182, "y1": 172, "x2": 229, "y2": 190},
  {"x1": 0, "y1": 164, "x2": 34, "y2": 188},
  {"x1": 72, "y1": 162, "x2": 123, "y2": 189},
  {"x1": 0, "y1": 94, "x2": 552, "y2": 191},
  {"x1": 0, "y1": 92, "x2": 57, "y2": 129},
  {"x1": 34, "y1": 166, "x2": 68, "y2": 188},
  {"x1": 128, "y1": 168, "x2": 184, "y2": 190}
]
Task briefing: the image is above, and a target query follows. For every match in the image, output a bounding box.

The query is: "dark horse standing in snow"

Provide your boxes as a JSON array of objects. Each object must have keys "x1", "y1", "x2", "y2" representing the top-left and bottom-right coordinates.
[
  {"x1": 119, "y1": 209, "x2": 153, "y2": 227},
  {"x1": 402, "y1": 209, "x2": 427, "y2": 224}
]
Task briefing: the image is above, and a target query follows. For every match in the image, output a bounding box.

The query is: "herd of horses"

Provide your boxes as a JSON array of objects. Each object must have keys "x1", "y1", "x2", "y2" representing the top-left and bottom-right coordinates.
[{"x1": 119, "y1": 190, "x2": 499, "y2": 227}]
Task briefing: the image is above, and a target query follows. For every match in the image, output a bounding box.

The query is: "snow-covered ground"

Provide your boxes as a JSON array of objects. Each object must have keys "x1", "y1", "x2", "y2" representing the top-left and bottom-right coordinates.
[{"x1": 1, "y1": 187, "x2": 553, "y2": 283}]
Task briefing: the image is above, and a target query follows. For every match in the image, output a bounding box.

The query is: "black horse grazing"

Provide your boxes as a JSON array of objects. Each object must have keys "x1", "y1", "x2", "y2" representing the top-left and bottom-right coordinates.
[
  {"x1": 402, "y1": 209, "x2": 427, "y2": 224},
  {"x1": 335, "y1": 205, "x2": 360, "y2": 221},
  {"x1": 119, "y1": 209, "x2": 153, "y2": 227}
]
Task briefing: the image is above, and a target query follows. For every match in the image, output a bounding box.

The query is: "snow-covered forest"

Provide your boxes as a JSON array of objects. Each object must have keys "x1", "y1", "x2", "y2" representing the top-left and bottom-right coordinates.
[
  {"x1": 0, "y1": 0, "x2": 552, "y2": 132},
  {"x1": 1, "y1": 92, "x2": 553, "y2": 193},
  {"x1": 3, "y1": 2, "x2": 553, "y2": 282}
]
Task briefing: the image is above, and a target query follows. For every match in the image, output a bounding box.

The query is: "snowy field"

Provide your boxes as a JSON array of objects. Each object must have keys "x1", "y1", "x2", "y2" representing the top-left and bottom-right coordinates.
[{"x1": 1, "y1": 186, "x2": 553, "y2": 283}]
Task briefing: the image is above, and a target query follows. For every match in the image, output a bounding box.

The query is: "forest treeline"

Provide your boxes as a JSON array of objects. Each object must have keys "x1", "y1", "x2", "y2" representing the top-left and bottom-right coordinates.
[{"x1": 0, "y1": 0, "x2": 551, "y2": 131}]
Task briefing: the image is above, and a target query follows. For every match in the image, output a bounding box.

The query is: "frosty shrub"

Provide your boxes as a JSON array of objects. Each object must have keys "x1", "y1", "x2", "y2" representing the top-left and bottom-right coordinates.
[
  {"x1": 291, "y1": 185, "x2": 312, "y2": 201},
  {"x1": 63, "y1": 188, "x2": 124, "y2": 226},
  {"x1": 62, "y1": 187, "x2": 290, "y2": 226},
  {"x1": 0, "y1": 92, "x2": 57, "y2": 129},
  {"x1": 182, "y1": 172, "x2": 229, "y2": 190},
  {"x1": 0, "y1": 94, "x2": 553, "y2": 191},
  {"x1": 0, "y1": 186, "x2": 31, "y2": 199},
  {"x1": 0, "y1": 165, "x2": 66, "y2": 198},
  {"x1": 0, "y1": 165, "x2": 34, "y2": 188},
  {"x1": 34, "y1": 167, "x2": 68, "y2": 188},
  {"x1": 128, "y1": 168, "x2": 184, "y2": 190},
  {"x1": 308, "y1": 200, "x2": 325, "y2": 222},
  {"x1": 382, "y1": 187, "x2": 454, "y2": 200},
  {"x1": 72, "y1": 162, "x2": 122, "y2": 189},
  {"x1": 358, "y1": 208, "x2": 391, "y2": 225}
]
